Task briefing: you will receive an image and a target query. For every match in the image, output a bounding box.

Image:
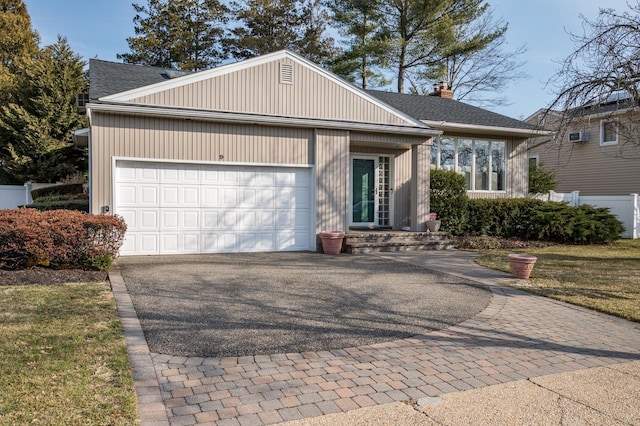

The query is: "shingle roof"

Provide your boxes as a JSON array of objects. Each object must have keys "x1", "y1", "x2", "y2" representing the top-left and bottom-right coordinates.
[
  {"x1": 89, "y1": 59, "x2": 535, "y2": 132},
  {"x1": 89, "y1": 59, "x2": 192, "y2": 100},
  {"x1": 366, "y1": 90, "x2": 537, "y2": 131}
]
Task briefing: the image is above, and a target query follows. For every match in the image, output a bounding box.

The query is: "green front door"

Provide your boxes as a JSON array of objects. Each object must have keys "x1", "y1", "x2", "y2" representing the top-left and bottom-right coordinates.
[{"x1": 351, "y1": 157, "x2": 377, "y2": 225}]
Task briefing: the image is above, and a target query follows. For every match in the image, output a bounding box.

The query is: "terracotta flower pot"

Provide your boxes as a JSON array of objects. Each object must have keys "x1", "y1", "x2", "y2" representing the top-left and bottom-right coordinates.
[
  {"x1": 508, "y1": 254, "x2": 537, "y2": 279},
  {"x1": 319, "y1": 231, "x2": 345, "y2": 255}
]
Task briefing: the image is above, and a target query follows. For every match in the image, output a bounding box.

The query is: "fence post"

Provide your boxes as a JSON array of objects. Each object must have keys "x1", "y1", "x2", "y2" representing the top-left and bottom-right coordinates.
[
  {"x1": 632, "y1": 193, "x2": 639, "y2": 239},
  {"x1": 570, "y1": 190, "x2": 580, "y2": 207},
  {"x1": 23, "y1": 182, "x2": 32, "y2": 206}
]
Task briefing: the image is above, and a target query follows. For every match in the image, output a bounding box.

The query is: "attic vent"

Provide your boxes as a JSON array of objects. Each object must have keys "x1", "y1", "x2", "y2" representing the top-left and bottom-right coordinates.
[{"x1": 279, "y1": 63, "x2": 293, "y2": 84}]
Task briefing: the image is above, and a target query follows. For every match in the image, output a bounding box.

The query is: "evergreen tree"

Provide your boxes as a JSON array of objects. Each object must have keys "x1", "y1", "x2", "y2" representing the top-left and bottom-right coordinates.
[
  {"x1": 228, "y1": 0, "x2": 334, "y2": 65},
  {"x1": 118, "y1": 0, "x2": 227, "y2": 71},
  {"x1": 412, "y1": 6, "x2": 526, "y2": 108},
  {"x1": 0, "y1": 37, "x2": 88, "y2": 183},
  {"x1": 118, "y1": 0, "x2": 172, "y2": 68},
  {"x1": 327, "y1": 0, "x2": 389, "y2": 88},
  {"x1": 378, "y1": 0, "x2": 502, "y2": 93},
  {"x1": 0, "y1": 0, "x2": 39, "y2": 103}
]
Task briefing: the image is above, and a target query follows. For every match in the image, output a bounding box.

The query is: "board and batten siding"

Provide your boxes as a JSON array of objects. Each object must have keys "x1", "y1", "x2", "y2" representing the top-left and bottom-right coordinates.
[
  {"x1": 530, "y1": 118, "x2": 640, "y2": 196},
  {"x1": 90, "y1": 112, "x2": 313, "y2": 213},
  {"x1": 314, "y1": 129, "x2": 350, "y2": 234},
  {"x1": 130, "y1": 59, "x2": 409, "y2": 126}
]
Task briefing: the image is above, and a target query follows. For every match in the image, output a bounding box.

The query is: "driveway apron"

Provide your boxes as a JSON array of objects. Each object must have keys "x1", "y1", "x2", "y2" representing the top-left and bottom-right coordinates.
[{"x1": 110, "y1": 251, "x2": 640, "y2": 426}]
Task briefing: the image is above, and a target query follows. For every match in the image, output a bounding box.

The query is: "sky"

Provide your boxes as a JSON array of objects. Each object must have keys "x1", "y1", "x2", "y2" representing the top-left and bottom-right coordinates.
[{"x1": 24, "y1": 0, "x2": 633, "y2": 120}]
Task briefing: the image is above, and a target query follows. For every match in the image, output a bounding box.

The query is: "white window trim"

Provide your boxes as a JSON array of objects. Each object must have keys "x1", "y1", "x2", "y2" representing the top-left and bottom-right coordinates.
[
  {"x1": 529, "y1": 155, "x2": 539, "y2": 167},
  {"x1": 600, "y1": 119, "x2": 619, "y2": 146}
]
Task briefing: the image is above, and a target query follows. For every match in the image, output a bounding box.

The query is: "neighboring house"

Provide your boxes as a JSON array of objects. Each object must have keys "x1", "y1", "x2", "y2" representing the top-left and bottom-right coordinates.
[
  {"x1": 527, "y1": 96, "x2": 640, "y2": 196},
  {"x1": 83, "y1": 50, "x2": 541, "y2": 256}
]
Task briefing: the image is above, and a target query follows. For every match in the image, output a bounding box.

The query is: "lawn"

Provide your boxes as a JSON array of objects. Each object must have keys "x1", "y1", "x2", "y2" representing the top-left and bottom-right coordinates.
[
  {"x1": 0, "y1": 280, "x2": 138, "y2": 425},
  {"x1": 472, "y1": 239, "x2": 640, "y2": 322}
]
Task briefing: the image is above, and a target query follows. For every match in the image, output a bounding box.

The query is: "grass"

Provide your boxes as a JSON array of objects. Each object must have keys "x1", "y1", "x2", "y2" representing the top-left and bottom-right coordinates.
[
  {"x1": 473, "y1": 239, "x2": 640, "y2": 322},
  {"x1": 0, "y1": 281, "x2": 138, "y2": 425}
]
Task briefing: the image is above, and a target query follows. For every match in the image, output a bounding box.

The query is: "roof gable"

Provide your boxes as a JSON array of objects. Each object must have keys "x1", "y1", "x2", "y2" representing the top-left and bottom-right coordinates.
[{"x1": 94, "y1": 51, "x2": 425, "y2": 128}]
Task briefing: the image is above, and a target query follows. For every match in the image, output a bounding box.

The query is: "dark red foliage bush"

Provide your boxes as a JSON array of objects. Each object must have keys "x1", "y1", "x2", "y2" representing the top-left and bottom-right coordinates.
[{"x1": 0, "y1": 209, "x2": 127, "y2": 270}]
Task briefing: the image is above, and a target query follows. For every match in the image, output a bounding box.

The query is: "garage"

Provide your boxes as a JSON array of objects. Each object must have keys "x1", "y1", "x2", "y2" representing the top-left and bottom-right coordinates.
[{"x1": 114, "y1": 160, "x2": 313, "y2": 255}]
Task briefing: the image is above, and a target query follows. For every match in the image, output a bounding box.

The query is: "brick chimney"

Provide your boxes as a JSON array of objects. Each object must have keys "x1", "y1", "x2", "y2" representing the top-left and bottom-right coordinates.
[{"x1": 429, "y1": 81, "x2": 454, "y2": 99}]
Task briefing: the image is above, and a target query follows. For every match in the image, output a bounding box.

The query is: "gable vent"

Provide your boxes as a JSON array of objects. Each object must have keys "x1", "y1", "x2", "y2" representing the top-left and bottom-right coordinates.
[{"x1": 279, "y1": 62, "x2": 294, "y2": 84}]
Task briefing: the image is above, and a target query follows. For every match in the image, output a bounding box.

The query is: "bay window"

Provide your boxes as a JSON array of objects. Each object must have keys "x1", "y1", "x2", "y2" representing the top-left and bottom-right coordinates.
[{"x1": 430, "y1": 137, "x2": 506, "y2": 191}]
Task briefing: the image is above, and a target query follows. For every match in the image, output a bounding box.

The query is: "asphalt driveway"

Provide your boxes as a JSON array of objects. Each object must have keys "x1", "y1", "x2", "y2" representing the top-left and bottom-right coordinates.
[{"x1": 117, "y1": 253, "x2": 492, "y2": 358}]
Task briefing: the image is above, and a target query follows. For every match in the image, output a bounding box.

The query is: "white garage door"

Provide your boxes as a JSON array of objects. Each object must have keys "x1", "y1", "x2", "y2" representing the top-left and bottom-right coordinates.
[{"x1": 115, "y1": 161, "x2": 312, "y2": 255}]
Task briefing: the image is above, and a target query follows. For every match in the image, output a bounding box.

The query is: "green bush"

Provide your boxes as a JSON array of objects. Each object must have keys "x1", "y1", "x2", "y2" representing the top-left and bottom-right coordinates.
[
  {"x1": 26, "y1": 193, "x2": 89, "y2": 212},
  {"x1": 528, "y1": 162, "x2": 557, "y2": 195},
  {"x1": 429, "y1": 169, "x2": 469, "y2": 235},
  {"x1": 466, "y1": 198, "x2": 544, "y2": 239},
  {"x1": 527, "y1": 202, "x2": 624, "y2": 244},
  {"x1": 464, "y1": 198, "x2": 623, "y2": 244},
  {"x1": 30, "y1": 183, "x2": 84, "y2": 199},
  {"x1": 0, "y1": 209, "x2": 127, "y2": 270}
]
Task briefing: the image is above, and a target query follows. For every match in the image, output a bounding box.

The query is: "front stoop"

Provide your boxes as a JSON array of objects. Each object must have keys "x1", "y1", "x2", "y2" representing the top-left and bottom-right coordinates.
[{"x1": 344, "y1": 231, "x2": 454, "y2": 254}]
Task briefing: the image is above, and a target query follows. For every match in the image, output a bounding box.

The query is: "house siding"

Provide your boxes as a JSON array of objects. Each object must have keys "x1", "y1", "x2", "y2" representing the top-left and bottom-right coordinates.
[
  {"x1": 314, "y1": 129, "x2": 350, "y2": 233},
  {"x1": 529, "y1": 116, "x2": 640, "y2": 196},
  {"x1": 130, "y1": 59, "x2": 409, "y2": 126},
  {"x1": 90, "y1": 112, "x2": 313, "y2": 213}
]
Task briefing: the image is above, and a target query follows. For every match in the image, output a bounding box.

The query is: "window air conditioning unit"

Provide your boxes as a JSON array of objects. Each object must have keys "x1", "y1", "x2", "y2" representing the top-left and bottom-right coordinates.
[{"x1": 568, "y1": 131, "x2": 588, "y2": 143}]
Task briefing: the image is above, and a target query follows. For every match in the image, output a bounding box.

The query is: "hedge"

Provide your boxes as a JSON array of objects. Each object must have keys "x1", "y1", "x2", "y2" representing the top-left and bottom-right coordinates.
[
  {"x1": 465, "y1": 198, "x2": 623, "y2": 244},
  {"x1": 30, "y1": 183, "x2": 85, "y2": 199},
  {"x1": 0, "y1": 209, "x2": 127, "y2": 270}
]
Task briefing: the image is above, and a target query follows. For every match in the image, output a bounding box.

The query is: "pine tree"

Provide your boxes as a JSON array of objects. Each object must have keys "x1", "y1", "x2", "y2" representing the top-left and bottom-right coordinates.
[
  {"x1": 327, "y1": 0, "x2": 389, "y2": 88},
  {"x1": 228, "y1": 0, "x2": 334, "y2": 65},
  {"x1": 378, "y1": 0, "x2": 502, "y2": 93},
  {"x1": 0, "y1": 37, "x2": 88, "y2": 183},
  {"x1": 0, "y1": 0, "x2": 39, "y2": 103},
  {"x1": 118, "y1": 0, "x2": 227, "y2": 71}
]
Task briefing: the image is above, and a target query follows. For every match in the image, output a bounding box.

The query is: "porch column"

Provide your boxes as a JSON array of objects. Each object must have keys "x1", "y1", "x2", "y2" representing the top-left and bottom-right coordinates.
[
  {"x1": 410, "y1": 143, "x2": 430, "y2": 231},
  {"x1": 314, "y1": 129, "x2": 350, "y2": 234}
]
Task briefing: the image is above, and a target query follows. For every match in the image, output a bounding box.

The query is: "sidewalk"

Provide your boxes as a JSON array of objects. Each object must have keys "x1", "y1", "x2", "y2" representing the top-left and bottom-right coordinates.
[{"x1": 110, "y1": 250, "x2": 640, "y2": 425}]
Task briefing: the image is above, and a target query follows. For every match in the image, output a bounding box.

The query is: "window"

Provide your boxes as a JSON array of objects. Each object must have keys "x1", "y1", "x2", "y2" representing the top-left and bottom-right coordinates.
[
  {"x1": 430, "y1": 137, "x2": 506, "y2": 191},
  {"x1": 600, "y1": 120, "x2": 618, "y2": 146}
]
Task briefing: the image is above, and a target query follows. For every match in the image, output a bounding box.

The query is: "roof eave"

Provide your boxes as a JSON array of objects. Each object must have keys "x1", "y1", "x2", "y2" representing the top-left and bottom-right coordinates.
[
  {"x1": 88, "y1": 102, "x2": 442, "y2": 139},
  {"x1": 421, "y1": 120, "x2": 551, "y2": 138}
]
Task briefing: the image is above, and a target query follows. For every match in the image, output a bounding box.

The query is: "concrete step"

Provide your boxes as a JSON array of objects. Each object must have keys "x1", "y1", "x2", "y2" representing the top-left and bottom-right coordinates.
[{"x1": 343, "y1": 231, "x2": 454, "y2": 254}]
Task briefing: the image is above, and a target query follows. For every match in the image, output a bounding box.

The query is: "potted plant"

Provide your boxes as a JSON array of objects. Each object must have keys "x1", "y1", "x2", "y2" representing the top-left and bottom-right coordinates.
[
  {"x1": 426, "y1": 212, "x2": 441, "y2": 232},
  {"x1": 508, "y1": 254, "x2": 537, "y2": 279},
  {"x1": 319, "y1": 231, "x2": 345, "y2": 255}
]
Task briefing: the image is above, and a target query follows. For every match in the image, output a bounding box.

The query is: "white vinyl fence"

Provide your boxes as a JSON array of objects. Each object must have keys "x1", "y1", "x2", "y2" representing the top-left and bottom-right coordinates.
[
  {"x1": 0, "y1": 183, "x2": 62, "y2": 210},
  {"x1": 0, "y1": 185, "x2": 31, "y2": 209},
  {"x1": 537, "y1": 191, "x2": 639, "y2": 239}
]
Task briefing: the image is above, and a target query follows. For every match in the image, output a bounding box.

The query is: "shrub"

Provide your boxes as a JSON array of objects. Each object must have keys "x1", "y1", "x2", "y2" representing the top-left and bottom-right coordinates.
[
  {"x1": 465, "y1": 198, "x2": 623, "y2": 244},
  {"x1": 466, "y1": 198, "x2": 545, "y2": 239},
  {"x1": 26, "y1": 194, "x2": 89, "y2": 212},
  {"x1": 0, "y1": 209, "x2": 127, "y2": 270},
  {"x1": 429, "y1": 169, "x2": 469, "y2": 235},
  {"x1": 528, "y1": 162, "x2": 557, "y2": 195},
  {"x1": 30, "y1": 183, "x2": 85, "y2": 199},
  {"x1": 527, "y1": 202, "x2": 624, "y2": 244}
]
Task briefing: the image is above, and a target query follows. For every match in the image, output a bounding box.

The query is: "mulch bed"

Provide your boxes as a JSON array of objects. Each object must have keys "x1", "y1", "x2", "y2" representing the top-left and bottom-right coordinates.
[{"x1": 0, "y1": 268, "x2": 108, "y2": 286}]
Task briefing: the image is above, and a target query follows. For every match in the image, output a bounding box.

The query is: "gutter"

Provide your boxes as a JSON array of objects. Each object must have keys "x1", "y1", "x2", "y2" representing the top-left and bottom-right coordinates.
[
  {"x1": 87, "y1": 102, "x2": 442, "y2": 139},
  {"x1": 421, "y1": 120, "x2": 552, "y2": 138}
]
